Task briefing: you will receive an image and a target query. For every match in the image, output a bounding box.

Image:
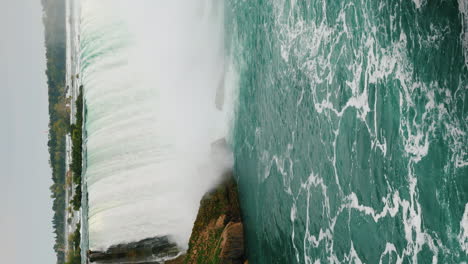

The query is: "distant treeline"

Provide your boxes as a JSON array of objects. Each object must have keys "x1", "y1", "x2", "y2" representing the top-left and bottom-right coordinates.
[{"x1": 41, "y1": 0, "x2": 67, "y2": 263}]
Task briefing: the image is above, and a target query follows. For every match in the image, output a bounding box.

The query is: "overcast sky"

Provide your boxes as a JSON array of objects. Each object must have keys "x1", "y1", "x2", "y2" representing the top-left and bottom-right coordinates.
[{"x1": 0, "y1": 0, "x2": 55, "y2": 263}]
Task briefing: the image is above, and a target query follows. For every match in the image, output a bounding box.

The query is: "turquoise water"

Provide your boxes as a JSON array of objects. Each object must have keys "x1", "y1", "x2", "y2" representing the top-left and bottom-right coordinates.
[{"x1": 227, "y1": 0, "x2": 468, "y2": 263}]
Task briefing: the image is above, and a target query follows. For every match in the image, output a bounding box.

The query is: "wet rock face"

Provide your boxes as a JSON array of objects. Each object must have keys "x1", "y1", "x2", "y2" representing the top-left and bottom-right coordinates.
[
  {"x1": 87, "y1": 236, "x2": 180, "y2": 263},
  {"x1": 219, "y1": 222, "x2": 244, "y2": 264},
  {"x1": 184, "y1": 176, "x2": 247, "y2": 264}
]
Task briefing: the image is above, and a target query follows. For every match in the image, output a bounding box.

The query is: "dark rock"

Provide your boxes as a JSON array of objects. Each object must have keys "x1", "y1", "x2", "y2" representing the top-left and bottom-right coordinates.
[
  {"x1": 184, "y1": 176, "x2": 247, "y2": 264},
  {"x1": 219, "y1": 222, "x2": 244, "y2": 264},
  {"x1": 88, "y1": 236, "x2": 180, "y2": 263}
]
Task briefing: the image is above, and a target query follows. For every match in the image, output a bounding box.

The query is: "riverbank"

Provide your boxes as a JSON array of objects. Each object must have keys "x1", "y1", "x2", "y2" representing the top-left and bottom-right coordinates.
[
  {"x1": 63, "y1": 0, "x2": 83, "y2": 262},
  {"x1": 64, "y1": 85, "x2": 83, "y2": 264}
]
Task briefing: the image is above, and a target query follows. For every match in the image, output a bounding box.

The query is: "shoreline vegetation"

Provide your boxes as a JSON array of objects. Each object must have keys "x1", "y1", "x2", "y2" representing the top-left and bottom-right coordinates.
[
  {"x1": 66, "y1": 223, "x2": 81, "y2": 264},
  {"x1": 42, "y1": 0, "x2": 83, "y2": 263},
  {"x1": 41, "y1": 0, "x2": 67, "y2": 262},
  {"x1": 70, "y1": 86, "x2": 83, "y2": 212},
  {"x1": 65, "y1": 86, "x2": 83, "y2": 264}
]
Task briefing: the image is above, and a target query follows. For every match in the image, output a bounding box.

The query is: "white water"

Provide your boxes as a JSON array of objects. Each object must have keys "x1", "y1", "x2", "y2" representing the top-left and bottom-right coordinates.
[{"x1": 80, "y1": 0, "x2": 231, "y2": 251}]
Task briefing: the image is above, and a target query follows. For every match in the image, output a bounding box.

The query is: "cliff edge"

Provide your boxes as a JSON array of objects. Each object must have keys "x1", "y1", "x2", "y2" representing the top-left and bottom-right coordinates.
[{"x1": 168, "y1": 176, "x2": 247, "y2": 264}]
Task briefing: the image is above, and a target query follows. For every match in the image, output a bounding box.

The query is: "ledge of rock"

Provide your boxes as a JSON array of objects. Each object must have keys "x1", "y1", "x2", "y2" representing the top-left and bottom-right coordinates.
[
  {"x1": 180, "y1": 175, "x2": 247, "y2": 264},
  {"x1": 220, "y1": 222, "x2": 244, "y2": 261}
]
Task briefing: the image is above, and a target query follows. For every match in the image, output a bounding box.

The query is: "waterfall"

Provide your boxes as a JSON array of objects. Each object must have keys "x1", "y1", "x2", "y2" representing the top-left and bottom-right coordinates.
[{"x1": 80, "y1": 0, "x2": 230, "y2": 251}]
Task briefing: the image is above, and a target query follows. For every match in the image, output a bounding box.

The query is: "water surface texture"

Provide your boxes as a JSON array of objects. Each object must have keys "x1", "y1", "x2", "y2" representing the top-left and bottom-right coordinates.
[{"x1": 227, "y1": 0, "x2": 468, "y2": 263}]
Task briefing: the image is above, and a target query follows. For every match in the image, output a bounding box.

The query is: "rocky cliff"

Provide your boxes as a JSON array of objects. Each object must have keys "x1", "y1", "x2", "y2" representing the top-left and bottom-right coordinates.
[{"x1": 168, "y1": 176, "x2": 247, "y2": 264}]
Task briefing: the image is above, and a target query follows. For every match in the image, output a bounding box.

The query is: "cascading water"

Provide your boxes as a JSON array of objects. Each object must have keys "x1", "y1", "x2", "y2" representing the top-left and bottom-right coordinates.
[{"x1": 79, "y1": 0, "x2": 231, "y2": 252}]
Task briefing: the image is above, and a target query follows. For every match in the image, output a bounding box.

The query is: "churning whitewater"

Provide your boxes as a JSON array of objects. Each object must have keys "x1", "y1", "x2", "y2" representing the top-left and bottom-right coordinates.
[
  {"x1": 80, "y1": 0, "x2": 230, "y2": 251},
  {"x1": 226, "y1": 0, "x2": 468, "y2": 263}
]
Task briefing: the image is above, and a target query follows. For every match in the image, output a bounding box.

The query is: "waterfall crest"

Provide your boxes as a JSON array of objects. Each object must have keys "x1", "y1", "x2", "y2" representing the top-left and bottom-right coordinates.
[{"x1": 80, "y1": 0, "x2": 229, "y2": 251}]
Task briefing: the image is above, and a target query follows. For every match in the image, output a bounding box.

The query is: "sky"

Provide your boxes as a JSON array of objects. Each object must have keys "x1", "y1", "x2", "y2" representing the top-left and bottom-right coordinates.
[{"x1": 0, "y1": 0, "x2": 56, "y2": 263}]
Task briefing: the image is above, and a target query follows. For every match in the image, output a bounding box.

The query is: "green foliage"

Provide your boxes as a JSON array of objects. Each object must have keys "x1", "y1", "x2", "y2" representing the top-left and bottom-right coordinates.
[
  {"x1": 72, "y1": 223, "x2": 81, "y2": 251},
  {"x1": 42, "y1": 0, "x2": 68, "y2": 262},
  {"x1": 71, "y1": 186, "x2": 82, "y2": 211},
  {"x1": 184, "y1": 178, "x2": 242, "y2": 264},
  {"x1": 64, "y1": 247, "x2": 81, "y2": 264},
  {"x1": 64, "y1": 254, "x2": 81, "y2": 264},
  {"x1": 70, "y1": 86, "x2": 83, "y2": 210},
  {"x1": 65, "y1": 224, "x2": 81, "y2": 264}
]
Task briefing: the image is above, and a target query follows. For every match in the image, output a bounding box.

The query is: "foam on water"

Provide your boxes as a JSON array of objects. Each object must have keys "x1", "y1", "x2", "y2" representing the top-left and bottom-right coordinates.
[
  {"x1": 227, "y1": 0, "x2": 468, "y2": 262},
  {"x1": 460, "y1": 204, "x2": 468, "y2": 254},
  {"x1": 459, "y1": 0, "x2": 468, "y2": 67}
]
